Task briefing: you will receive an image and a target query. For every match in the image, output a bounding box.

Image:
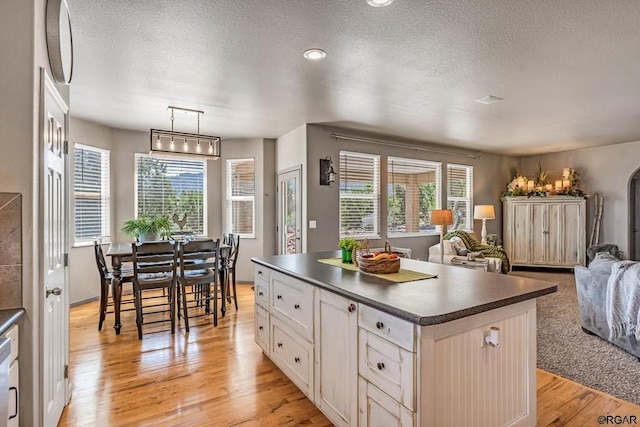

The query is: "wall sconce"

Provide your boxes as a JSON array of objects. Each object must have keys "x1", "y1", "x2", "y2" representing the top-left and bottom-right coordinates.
[{"x1": 319, "y1": 156, "x2": 336, "y2": 186}]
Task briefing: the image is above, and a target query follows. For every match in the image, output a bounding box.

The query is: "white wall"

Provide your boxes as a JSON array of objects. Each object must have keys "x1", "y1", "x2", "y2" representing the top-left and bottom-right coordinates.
[
  {"x1": 0, "y1": 0, "x2": 71, "y2": 425},
  {"x1": 68, "y1": 118, "x2": 113, "y2": 305},
  {"x1": 521, "y1": 140, "x2": 640, "y2": 257}
]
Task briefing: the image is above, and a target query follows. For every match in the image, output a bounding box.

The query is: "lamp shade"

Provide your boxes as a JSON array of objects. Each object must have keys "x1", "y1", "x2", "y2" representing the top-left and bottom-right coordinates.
[
  {"x1": 473, "y1": 205, "x2": 495, "y2": 220},
  {"x1": 430, "y1": 209, "x2": 453, "y2": 226}
]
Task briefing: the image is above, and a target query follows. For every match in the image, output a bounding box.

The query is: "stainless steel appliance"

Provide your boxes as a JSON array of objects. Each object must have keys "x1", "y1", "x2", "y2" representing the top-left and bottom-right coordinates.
[{"x1": 0, "y1": 338, "x2": 9, "y2": 426}]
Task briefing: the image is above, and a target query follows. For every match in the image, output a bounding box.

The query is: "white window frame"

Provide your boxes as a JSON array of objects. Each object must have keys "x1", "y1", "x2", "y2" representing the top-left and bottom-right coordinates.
[
  {"x1": 134, "y1": 153, "x2": 208, "y2": 236},
  {"x1": 73, "y1": 144, "x2": 110, "y2": 246},
  {"x1": 339, "y1": 151, "x2": 381, "y2": 239},
  {"x1": 447, "y1": 163, "x2": 474, "y2": 231},
  {"x1": 226, "y1": 158, "x2": 256, "y2": 239},
  {"x1": 387, "y1": 157, "x2": 442, "y2": 237}
]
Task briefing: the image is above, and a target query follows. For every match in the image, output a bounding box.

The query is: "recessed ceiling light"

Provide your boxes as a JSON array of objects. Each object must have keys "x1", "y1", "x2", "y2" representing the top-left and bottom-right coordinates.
[
  {"x1": 303, "y1": 48, "x2": 327, "y2": 61},
  {"x1": 475, "y1": 95, "x2": 504, "y2": 104},
  {"x1": 366, "y1": 0, "x2": 395, "y2": 7}
]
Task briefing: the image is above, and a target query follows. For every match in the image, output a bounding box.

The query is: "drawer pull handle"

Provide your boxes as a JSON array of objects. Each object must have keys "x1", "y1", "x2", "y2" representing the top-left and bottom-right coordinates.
[
  {"x1": 258, "y1": 291, "x2": 264, "y2": 296},
  {"x1": 9, "y1": 386, "x2": 17, "y2": 419},
  {"x1": 277, "y1": 342, "x2": 283, "y2": 348},
  {"x1": 377, "y1": 362, "x2": 385, "y2": 371},
  {"x1": 258, "y1": 326, "x2": 263, "y2": 331},
  {"x1": 294, "y1": 304, "x2": 300, "y2": 309},
  {"x1": 376, "y1": 321, "x2": 384, "y2": 330},
  {"x1": 294, "y1": 357, "x2": 300, "y2": 363},
  {"x1": 277, "y1": 295, "x2": 283, "y2": 300},
  {"x1": 348, "y1": 303, "x2": 356, "y2": 313},
  {"x1": 258, "y1": 270, "x2": 263, "y2": 275}
]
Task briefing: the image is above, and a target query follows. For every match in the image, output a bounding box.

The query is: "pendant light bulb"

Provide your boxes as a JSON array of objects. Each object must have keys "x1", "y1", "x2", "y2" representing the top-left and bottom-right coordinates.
[
  {"x1": 170, "y1": 136, "x2": 175, "y2": 151},
  {"x1": 208, "y1": 141, "x2": 214, "y2": 154},
  {"x1": 156, "y1": 134, "x2": 162, "y2": 148},
  {"x1": 183, "y1": 140, "x2": 188, "y2": 152},
  {"x1": 196, "y1": 140, "x2": 201, "y2": 153}
]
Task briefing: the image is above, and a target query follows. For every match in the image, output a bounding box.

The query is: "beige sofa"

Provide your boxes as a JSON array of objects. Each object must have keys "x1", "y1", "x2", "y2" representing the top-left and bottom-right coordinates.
[{"x1": 428, "y1": 240, "x2": 503, "y2": 273}]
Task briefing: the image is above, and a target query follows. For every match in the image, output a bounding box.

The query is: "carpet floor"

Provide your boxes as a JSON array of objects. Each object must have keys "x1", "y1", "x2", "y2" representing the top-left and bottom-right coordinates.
[{"x1": 510, "y1": 269, "x2": 640, "y2": 405}]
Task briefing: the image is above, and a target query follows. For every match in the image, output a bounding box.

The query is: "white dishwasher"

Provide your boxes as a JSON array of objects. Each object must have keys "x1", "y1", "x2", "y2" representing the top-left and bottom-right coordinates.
[{"x1": 0, "y1": 338, "x2": 9, "y2": 427}]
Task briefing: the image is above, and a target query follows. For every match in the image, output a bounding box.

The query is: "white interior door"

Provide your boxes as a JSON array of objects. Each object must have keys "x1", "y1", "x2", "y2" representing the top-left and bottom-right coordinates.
[
  {"x1": 41, "y1": 69, "x2": 69, "y2": 427},
  {"x1": 277, "y1": 166, "x2": 302, "y2": 254}
]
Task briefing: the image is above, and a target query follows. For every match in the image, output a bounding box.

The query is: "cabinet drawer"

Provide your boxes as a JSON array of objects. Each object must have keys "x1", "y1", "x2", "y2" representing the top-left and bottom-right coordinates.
[
  {"x1": 359, "y1": 305, "x2": 414, "y2": 352},
  {"x1": 359, "y1": 329, "x2": 415, "y2": 411},
  {"x1": 271, "y1": 317, "x2": 313, "y2": 398},
  {"x1": 1, "y1": 324, "x2": 18, "y2": 364},
  {"x1": 254, "y1": 264, "x2": 270, "y2": 282},
  {"x1": 358, "y1": 377, "x2": 415, "y2": 427},
  {"x1": 254, "y1": 305, "x2": 269, "y2": 355},
  {"x1": 271, "y1": 272, "x2": 314, "y2": 341},
  {"x1": 254, "y1": 277, "x2": 269, "y2": 309}
]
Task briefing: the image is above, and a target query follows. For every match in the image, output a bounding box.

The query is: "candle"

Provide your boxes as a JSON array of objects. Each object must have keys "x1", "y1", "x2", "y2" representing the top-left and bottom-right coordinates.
[
  {"x1": 562, "y1": 168, "x2": 571, "y2": 179},
  {"x1": 517, "y1": 178, "x2": 525, "y2": 188},
  {"x1": 527, "y1": 180, "x2": 535, "y2": 190},
  {"x1": 555, "y1": 180, "x2": 562, "y2": 190},
  {"x1": 546, "y1": 184, "x2": 553, "y2": 191},
  {"x1": 563, "y1": 179, "x2": 571, "y2": 189}
]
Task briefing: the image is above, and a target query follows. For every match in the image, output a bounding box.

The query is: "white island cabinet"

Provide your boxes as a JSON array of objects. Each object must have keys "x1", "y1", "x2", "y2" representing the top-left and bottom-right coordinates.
[{"x1": 253, "y1": 253, "x2": 555, "y2": 427}]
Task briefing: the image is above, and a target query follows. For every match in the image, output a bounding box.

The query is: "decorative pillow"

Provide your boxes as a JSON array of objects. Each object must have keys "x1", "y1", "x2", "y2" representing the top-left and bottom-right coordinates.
[
  {"x1": 449, "y1": 236, "x2": 469, "y2": 256},
  {"x1": 589, "y1": 252, "x2": 620, "y2": 274},
  {"x1": 440, "y1": 240, "x2": 457, "y2": 255}
]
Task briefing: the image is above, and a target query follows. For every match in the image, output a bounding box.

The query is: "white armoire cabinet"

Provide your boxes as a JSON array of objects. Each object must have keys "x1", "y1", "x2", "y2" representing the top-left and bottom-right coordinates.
[{"x1": 502, "y1": 196, "x2": 586, "y2": 268}]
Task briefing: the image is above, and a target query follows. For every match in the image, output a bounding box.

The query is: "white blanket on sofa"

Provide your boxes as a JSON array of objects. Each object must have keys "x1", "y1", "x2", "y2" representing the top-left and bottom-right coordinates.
[{"x1": 606, "y1": 261, "x2": 640, "y2": 341}]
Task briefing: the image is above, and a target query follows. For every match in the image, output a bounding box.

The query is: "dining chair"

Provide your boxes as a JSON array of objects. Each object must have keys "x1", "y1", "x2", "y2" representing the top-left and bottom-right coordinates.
[
  {"x1": 131, "y1": 241, "x2": 179, "y2": 340},
  {"x1": 224, "y1": 233, "x2": 240, "y2": 311},
  {"x1": 94, "y1": 239, "x2": 135, "y2": 331},
  {"x1": 177, "y1": 239, "x2": 221, "y2": 330}
]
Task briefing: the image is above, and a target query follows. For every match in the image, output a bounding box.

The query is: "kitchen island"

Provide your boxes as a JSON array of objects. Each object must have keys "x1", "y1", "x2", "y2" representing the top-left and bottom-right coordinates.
[{"x1": 252, "y1": 252, "x2": 557, "y2": 427}]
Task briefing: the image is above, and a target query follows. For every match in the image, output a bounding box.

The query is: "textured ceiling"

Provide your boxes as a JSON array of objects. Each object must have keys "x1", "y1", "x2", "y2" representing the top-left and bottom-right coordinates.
[{"x1": 67, "y1": 0, "x2": 640, "y2": 155}]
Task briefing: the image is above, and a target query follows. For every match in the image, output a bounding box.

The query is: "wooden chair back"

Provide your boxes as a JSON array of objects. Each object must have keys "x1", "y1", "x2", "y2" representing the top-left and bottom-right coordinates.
[
  {"x1": 131, "y1": 241, "x2": 178, "y2": 289},
  {"x1": 179, "y1": 239, "x2": 220, "y2": 282}
]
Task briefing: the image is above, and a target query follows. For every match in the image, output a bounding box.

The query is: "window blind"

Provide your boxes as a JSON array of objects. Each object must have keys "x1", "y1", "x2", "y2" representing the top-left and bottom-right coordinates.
[
  {"x1": 135, "y1": 154, "x2": 206, "y2": 235},
  {"x1": 74, "y1": 144, "x2": 110, "y2": 243},
  {"x1": 226, "y1": 158, "x2": 255, "y2": 237},
  {"x1": 447, "y1": 163, "x2": 474, "y2": 231},
  {"x1": 388, "y1": 157, "x2": 441, "y2": 235},
  {"x1": 339, "y1": 151, "x2": 380, "y2": 237}
]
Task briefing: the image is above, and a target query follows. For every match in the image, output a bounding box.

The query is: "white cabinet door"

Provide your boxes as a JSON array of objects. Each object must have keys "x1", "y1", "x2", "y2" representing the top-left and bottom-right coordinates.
[
  {"x1": 314, "y1": 290, "x2": 358, "y2": 427},
  {"x1": 8, "y1": 360, "x2": 18, "y2": 427}
]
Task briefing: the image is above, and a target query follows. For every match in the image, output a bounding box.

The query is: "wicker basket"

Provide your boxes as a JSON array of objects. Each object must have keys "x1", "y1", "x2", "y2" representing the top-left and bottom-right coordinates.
[{"x1": 354, "y1": 241, "x2": 401, "y2": 274}]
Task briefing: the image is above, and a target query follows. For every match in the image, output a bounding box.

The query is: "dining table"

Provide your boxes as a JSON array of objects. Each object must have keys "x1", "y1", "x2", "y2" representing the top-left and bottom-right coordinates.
[{"x1": 106, "y1": 240, "x2": 231, "y2": 334}]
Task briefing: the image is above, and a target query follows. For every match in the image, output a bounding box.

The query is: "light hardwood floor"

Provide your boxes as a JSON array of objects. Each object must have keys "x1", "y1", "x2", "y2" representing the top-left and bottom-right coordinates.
[{"x1": 59, "y1": 285, "x2": 640, "y2": 426}]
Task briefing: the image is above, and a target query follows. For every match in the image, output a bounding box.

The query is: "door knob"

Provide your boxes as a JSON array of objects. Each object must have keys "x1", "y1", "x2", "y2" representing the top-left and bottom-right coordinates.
[{"x1": 46, "y1": 287, "x2": 62, "y2": 297}]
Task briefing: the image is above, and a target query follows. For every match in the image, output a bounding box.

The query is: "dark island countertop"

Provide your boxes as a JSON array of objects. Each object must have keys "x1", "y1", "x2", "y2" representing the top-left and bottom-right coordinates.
[
  {"x1": 252, "y1": 251, "x2": 557, "y2": 326},
  {"x1": 0, "y1": 308, "x2": 25, "y2": 335}
]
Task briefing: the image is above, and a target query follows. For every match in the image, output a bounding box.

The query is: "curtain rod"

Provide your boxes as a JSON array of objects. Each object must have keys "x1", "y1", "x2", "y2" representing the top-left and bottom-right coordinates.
[{"x1": 330, "y1": 133, "x2": 483, "y2": 159}]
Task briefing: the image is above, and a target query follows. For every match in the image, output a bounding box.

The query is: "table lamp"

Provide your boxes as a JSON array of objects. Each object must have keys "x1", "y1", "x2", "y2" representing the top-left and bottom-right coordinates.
[
  {"x1": 430, "y1": 209, "x2": 453, "y2": 264},
  {"x1": 474, "y1": 205, "x2": 495, "y2": 245}
]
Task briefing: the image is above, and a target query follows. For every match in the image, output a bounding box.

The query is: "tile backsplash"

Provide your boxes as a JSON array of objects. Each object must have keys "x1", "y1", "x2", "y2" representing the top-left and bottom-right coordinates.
[{"x1": 0, "y1": 193, "x2": 22, "y2": 309}]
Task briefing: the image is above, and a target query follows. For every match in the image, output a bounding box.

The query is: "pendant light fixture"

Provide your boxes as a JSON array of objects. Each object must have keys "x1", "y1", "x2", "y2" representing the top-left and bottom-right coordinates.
[{"x1": 150, "y1": 106, "x2": 221, "y2": 158}]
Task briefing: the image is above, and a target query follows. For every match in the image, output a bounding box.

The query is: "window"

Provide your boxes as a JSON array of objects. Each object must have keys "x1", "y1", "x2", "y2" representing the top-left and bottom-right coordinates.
[
  {"x1": 226, "y1": 158, "x2": 255, "y2": 237},
  {"x1": 135, "y1": 154, "x2": 206, "y2": 235},
  {"x1": 339, "y1": 151, "x2": 380, "y2": 238},
  {"x1": 447, "y1": 163, "x2": 474, "y2": 231},
  {"x1": 74, "y1": 144, "x2": 110, "y2": 244},
  {"x1": 387, "y1": 157, "x2": 441, "y2": 236}
]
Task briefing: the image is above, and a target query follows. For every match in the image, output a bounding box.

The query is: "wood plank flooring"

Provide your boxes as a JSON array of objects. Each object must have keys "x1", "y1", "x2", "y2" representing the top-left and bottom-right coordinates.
[{"x1": 59, "y1": 285, "x2": 640, "y2": 426}]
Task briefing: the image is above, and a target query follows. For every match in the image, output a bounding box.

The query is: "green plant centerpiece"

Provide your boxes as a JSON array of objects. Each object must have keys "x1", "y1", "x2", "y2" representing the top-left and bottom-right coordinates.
[
  {"x1": 122, "y1": 215, "x2": 172, "y2": 242},
  {"x1": 338, "y1": 237, "x2": 361, "y2": 264}
]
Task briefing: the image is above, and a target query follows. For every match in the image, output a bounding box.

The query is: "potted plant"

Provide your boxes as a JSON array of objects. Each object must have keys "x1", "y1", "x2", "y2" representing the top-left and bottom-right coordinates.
[
  {"x1": 122, "y1": 215, "x2": 172, "y2": 242},
  {"x1": 338, "y1": 238, "x2": 361, "y2": 264}
]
